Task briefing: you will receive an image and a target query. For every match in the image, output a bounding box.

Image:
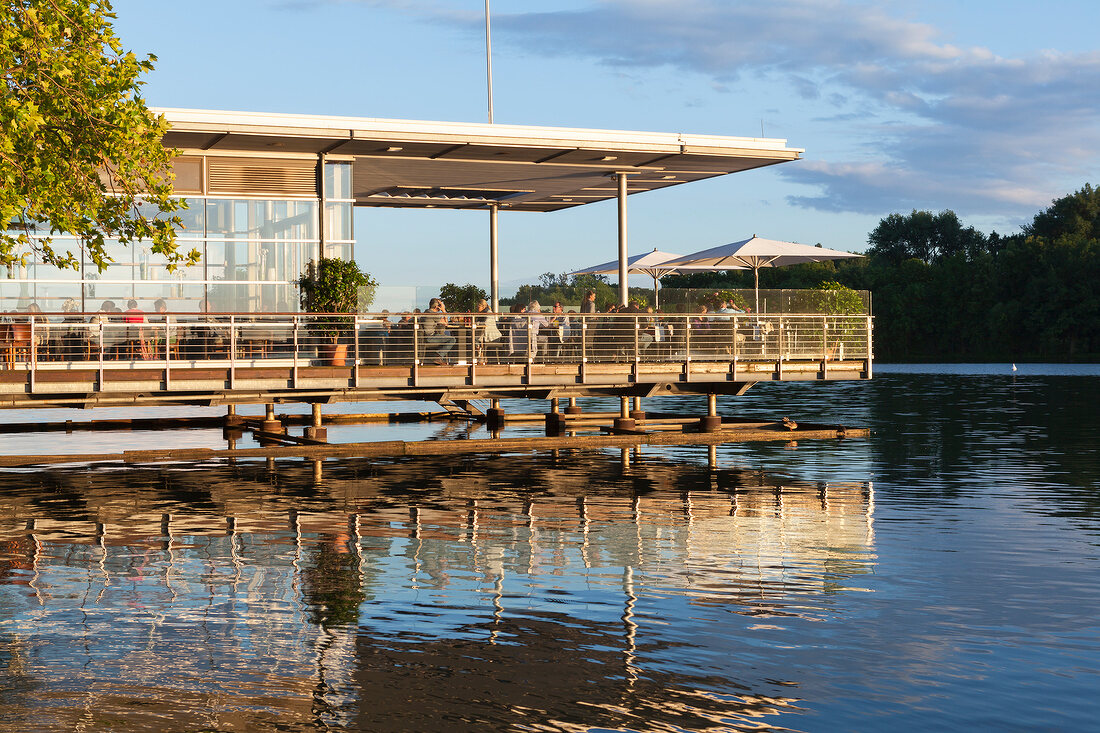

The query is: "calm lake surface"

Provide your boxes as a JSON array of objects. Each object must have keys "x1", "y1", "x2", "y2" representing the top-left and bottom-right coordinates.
[{"x1": 1, "y1": 365, "x2": 1098, "y2": 731}]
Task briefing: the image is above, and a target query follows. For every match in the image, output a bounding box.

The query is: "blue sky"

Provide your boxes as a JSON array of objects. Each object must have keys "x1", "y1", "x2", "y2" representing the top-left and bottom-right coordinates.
[{"x1": 112, "y1": 0, "x2": 1100, "y2": 291}]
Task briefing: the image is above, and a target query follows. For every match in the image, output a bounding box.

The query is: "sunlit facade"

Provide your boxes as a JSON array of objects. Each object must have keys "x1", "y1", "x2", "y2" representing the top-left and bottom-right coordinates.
[{"x1": 1, "y1": 155, "x2": 354, "y2": 312}]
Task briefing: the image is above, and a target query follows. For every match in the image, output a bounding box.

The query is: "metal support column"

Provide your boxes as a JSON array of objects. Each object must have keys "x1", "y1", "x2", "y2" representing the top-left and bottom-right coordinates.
[
  {"x1": 489, "y1": 204, "x2": 500, "y2": 312},
  {"x1": 262, "y1": 403, "x2": 284, "y2": 435},
  {"x1": 613, "y1": 394, "x2": 635, "y2": 432},
  {"x1": 617, "y1": 172, "x2": 629, "y2": 307},
  {"x1": 306, "y1": 402, "x2": 327, "y2": 442},
  {"x1": 699, "y1": 393, "x2": 721, "y2": 432}
]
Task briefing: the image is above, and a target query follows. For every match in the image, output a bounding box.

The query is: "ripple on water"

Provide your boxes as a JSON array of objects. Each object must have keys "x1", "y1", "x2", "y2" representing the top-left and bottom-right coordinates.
[{"x1": 1, "y1": 370, "x2": 1099, "y2": 731}]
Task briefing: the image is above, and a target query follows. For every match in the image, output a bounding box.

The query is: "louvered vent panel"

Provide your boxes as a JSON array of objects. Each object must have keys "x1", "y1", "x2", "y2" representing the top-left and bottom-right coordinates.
[{"x1": 207, "y1": 158, "x2": 318, "y2": 196}]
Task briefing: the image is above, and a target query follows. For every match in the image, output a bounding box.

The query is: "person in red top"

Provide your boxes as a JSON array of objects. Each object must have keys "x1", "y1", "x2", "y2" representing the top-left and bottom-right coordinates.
[
  {"x1": 122, "y1": 299, "x2": 145, "y2": 324},
  {"x1": 121, "y1": 299, "x2": 146, "y2": 358}
]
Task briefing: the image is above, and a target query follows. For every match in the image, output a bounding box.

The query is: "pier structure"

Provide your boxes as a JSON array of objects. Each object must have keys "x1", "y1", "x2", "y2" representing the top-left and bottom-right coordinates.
[
  {"x1": 0, "y1": 109, "x2": 872, "y2": 440},
  {"x1": 0, "y1": 310, "x2": 871, "y2": 412}
]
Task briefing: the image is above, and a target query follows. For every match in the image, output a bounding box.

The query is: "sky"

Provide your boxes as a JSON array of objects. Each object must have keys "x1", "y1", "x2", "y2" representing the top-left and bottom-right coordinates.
[{"x1": 111, "y1": 0, "x2": 1100, "y2": 292}]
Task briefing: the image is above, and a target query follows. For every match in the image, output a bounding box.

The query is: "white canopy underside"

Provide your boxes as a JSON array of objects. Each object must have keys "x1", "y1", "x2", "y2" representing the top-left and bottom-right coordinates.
[{"x1": 157, "y1": 108, "x2": 803, "y2": 213}]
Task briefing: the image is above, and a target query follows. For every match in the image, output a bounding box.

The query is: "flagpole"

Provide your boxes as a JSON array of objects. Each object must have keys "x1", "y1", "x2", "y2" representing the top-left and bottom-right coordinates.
[{"x1": 485, "y1": 0, "x2": 494, "y2": 124}]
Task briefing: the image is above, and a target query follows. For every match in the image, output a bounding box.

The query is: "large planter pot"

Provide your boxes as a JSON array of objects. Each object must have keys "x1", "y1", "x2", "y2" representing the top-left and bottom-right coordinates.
[{"x1": 318, "y1": 342, "x2": 348, "y2": 366}]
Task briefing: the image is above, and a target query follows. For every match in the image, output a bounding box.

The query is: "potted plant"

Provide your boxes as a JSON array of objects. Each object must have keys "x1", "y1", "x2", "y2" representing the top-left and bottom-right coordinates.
[{"x1": 297, "y1": 257, "x2": 378, "y2": 365}]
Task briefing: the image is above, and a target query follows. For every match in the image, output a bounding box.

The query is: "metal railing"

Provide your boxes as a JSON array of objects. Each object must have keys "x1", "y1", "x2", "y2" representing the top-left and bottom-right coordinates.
[{"x1": 0, "y1": 311, "x2": 872, "y2": 370}]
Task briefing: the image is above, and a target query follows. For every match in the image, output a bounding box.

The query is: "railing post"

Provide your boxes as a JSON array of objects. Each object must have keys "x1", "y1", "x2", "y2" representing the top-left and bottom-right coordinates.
[
  {"x1": 684, "y1": 316, "x2": 692, "y2": 382},
  {"x1": 229, "y1": 315, "x2": 236, "y2": 389},
  {"x1": 97, "y1": 320, "x2": 104, "y2": 393},
  {"x1": 580, "y1": 318, "x2": 588, "y2": 383},
  {"x1": 28, "y1": 319, "x2": 36, "y2": 392},
  {"x1": 527, "y1": 315, "x2": 534, "y2": 365},
  {"x1": 353, "y1": 316, "x2": 360, "y2": 388},
  {"x1": 866, "y1": 315, "x2": 874, "y2": 379},
  {"x1": 164, "y1": 316, "x2": 171, "y2": 390},
  {"x1": 292, "y1": 317, "x2": 300, "y2": 388},
  {"x1": 411, "y1": 318, "x2": 420, "y2": 387},
  {"x1": 633, "y1": 315, "x2": 640, "y2": 362}
]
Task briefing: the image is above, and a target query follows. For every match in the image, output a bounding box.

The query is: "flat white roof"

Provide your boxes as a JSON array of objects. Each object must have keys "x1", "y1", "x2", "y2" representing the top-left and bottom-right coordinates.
[{"x1": 157, "y1": 107, "x2": 803, "y2": 212}]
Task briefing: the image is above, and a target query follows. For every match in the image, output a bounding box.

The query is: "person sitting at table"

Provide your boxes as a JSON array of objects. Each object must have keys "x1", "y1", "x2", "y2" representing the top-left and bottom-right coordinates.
[
  {"x1": 120, "y1": 299, "x2": 147, "y2": 359},
  {"x1": 422, "y1": 297, "x2": 456, "y2": 364},
  {"x1": 690, "y1": 305, "x2": 712, "y2": 354},
  {"x1": 474, "y1": 299, "x2": 502, "y2": 362},
  {"x1": 144, "y1": 299, "x2": 173, "y2": 359},
  {"x1": 505, "y1": 303, "x2": 527, "y2": 360},
  {"x1": 527, "y1": 301, "x2": 552, "y2": 359},
  {"x1": 60, "y1": 298, "x2": 87, "y2": 360},
  {"x1": 25, "y1": 303, "x2": 47, "y2": 351},
  {"x1": 182, "y1": 297, "x2": 228, "y2": 359}
]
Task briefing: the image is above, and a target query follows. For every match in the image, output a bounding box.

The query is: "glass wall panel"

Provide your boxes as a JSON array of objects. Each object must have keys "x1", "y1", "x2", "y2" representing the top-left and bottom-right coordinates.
[
  {"x1": 206, "y1": 282, "x2": 297, "y2": 313},
  {"x1": 24, "y1": 238, "x2": 83, "y2": 281},
  {"x1": 142, "y1": 255, "x2": 205, "y2": 282},
  {"x1": 26, "y1": 283, "x2": 84, "y2": 312},
  {"x1": 325, "y1": 202, "x2": 353, "y2": 241},
  {"x1": 135, "y1": 199, "x2": 205, "y2": 238},
  {"x1": 82, "y1": 239, "x2": 143, "y2": 281},
  {"x1": 323, "y1": 243, "x2": 353, "y2": 261},
  {"x1": 87, "y1": 283, "x2": 207, "y2": 313},
  {"x1": 0, "y1": 281, "x2": 83, "y2": 311},
  {"x1": 206, "y1": 241, "x2": 312, "y2": 283},
  {"x1": 206, "y1": 199, "x2": 317, "y2": 240},
  {"x1": 324, "y1": 162, "x2": 352, "y2": 200},
  {"x1": 5, "y1": 181, "x2": 335, "y2": 315}
]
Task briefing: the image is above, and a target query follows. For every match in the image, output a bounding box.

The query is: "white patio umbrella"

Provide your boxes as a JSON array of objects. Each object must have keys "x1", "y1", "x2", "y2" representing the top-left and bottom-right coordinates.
[
  {"x1": 570, "y1": 248, "x2": 740, "y2": 308},
  {"x1": 664, "y1": 235, "x2": 863, "y2": 313}
]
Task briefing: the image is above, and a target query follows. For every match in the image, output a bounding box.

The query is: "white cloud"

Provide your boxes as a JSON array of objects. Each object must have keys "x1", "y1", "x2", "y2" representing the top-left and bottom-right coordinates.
[
  {"x1": 478, "y1": 0, "x2": 1100, "y2": 219},
  {"x1": 276, "y1": 0, "x2": 1100, "y2": 221}
]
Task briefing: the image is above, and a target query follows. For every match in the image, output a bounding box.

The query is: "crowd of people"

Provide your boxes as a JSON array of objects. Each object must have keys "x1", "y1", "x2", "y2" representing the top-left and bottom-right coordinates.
[
  {"x1": 363, "y1": 291, "x2": 756, "y2": 365},
  {"x1": 4, "y1": 292, "x2": 759, "y2": 366},
  {"x1": 1, "y1": 297, "x2": 231, "y2": 361}
]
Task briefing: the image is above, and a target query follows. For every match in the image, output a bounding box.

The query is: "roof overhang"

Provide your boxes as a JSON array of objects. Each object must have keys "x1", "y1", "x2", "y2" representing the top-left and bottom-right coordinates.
[{"x1": 156, "y1": 108, "x2": 803, "y2": 213}]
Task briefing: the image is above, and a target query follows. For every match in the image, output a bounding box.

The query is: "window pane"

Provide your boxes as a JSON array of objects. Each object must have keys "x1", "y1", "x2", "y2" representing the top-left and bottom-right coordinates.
[
  {"x1": 325, "y1": 202, "x2": 353, "y2": 241},
  {"x1": 207, "y1": 282, "x2": 297, "y2": 313},
  {"x1": 323, "y1": 243, "x2": 353, "y2": 261},
  {"x1": 206, "y1": 199, "x2": 317, "y2": 240},
  {"x1": 134, "y1": 199, "x2": 204, "y2": 238},
  {"x1": 324, "y1": 162, "x2": 352, "y2": 200},
  {"x1": 87, "y1": 283, "x2": 207, "y2": 313}
]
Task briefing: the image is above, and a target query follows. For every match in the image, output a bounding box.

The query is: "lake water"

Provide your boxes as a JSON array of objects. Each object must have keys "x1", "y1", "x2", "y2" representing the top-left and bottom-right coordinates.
[{"x1": 1, "y1": 366, "x2": 1098, "y2": 731}]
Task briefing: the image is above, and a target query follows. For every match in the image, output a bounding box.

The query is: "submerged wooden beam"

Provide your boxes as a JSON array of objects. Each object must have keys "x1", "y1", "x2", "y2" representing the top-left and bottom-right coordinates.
[{"x1": 0, "y1": 425, "x2": 866, "y2": 467}]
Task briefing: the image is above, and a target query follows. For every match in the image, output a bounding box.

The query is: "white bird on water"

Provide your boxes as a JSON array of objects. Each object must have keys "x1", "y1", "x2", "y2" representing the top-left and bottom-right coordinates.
[{"x1": 1012, "y1": 363, "x2": 1018, "y2": 372}]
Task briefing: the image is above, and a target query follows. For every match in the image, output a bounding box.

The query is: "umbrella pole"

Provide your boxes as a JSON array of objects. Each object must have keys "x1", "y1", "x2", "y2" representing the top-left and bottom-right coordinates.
[
  {"x1": 754, "y1": 267, "x2": 760, "y2": 314},
  {"x1": 653, "y1": 274, "x2": 659, "y2": 309}
]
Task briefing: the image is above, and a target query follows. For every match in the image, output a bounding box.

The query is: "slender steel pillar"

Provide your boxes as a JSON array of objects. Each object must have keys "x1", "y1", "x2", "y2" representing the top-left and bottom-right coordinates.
[
  {"x1": 489, "y1": 204, "x2": 499, "y2": 312},
  {"x1": 485, "y1": 0, "x2": 494, "y2": 124},
  {"x1": 617, "y1": 173, "x2": 629, "y2": 306}
]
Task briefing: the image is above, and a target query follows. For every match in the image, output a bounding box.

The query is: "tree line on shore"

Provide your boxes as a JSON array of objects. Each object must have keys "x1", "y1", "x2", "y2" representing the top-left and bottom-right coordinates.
[
  {"x1": 660, "y1": 185, "x2": 1099, "y2": 362},
  {"x1": 443, "y1": 185, "x2": 1097, "y2": 361}
]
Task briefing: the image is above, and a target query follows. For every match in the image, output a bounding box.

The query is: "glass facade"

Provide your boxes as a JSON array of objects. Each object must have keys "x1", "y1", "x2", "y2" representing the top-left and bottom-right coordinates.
[{"x1": 1, "y1": 158, "x2": 353, "y2": 313}]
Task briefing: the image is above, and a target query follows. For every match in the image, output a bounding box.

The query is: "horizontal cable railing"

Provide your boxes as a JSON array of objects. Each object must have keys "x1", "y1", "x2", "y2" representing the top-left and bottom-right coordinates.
[{"x1": 0, "y1": 312, "x2": 872, "y2": 370}]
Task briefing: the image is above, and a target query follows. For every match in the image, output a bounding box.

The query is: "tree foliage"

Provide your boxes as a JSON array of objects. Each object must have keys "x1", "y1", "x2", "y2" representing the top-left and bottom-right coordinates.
[
  {"x1": 661, "y1": 187, "x2": 1100, "y2": 360},
  {"x1": 867, "y1": 209, "x2": 987, "y2": 263},
  {"x1": 1, "y1": 0, "x2": 195, "y2": 271},
  {"x1": 297, "y1": 257, "x2": 377, "y2": 313},
  {"x1": 507, "y1": 272, "x2": 622, "y2": 309},
  {"x1": 439, "y1": 282, "x2": 487, "y2": 313}
]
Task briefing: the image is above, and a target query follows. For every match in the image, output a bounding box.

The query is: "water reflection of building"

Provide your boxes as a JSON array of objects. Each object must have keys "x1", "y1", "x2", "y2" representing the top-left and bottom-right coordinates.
[{"x1": 0, "y1": 456, "x2": 873, "y2": 730}]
